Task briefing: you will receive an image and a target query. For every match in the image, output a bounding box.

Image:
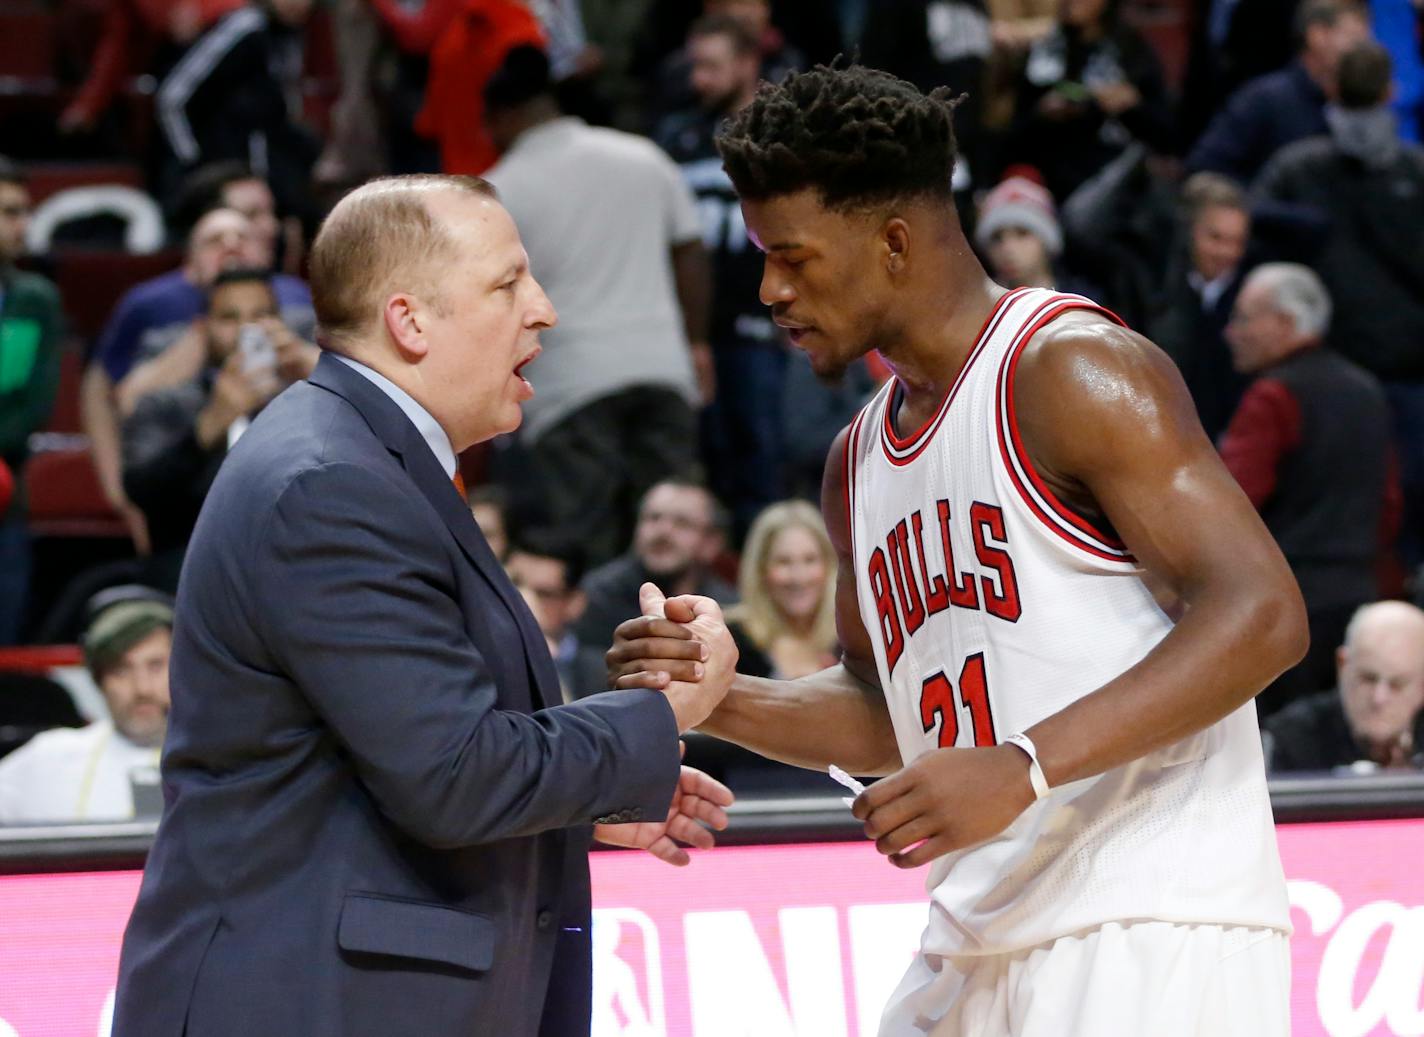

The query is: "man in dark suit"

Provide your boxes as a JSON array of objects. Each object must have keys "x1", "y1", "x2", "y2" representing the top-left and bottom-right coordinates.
[{"x1": 112, "y1": 174, "x2": 737, "y2": 1037}]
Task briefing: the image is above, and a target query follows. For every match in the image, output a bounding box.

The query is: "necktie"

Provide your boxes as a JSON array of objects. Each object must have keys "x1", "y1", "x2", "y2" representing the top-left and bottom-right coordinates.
[{"x1": 452, "y1": 469, "x2": 467, "y2": 499}]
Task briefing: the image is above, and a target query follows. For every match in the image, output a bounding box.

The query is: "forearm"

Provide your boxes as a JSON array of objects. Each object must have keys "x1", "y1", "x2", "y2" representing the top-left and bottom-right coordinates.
[
  {"x1": 1027, "y1": 586, "x2": 1305, "y2": 788},
  {"x1": 699, "y1": 662, "x2": 900, "y2": 775},
  {"x1": 671, "y1": 240, "x2": 711, "y2": 345},
  {"x1": 80, "y1": 367, "x2": 125, "y2": 503}
]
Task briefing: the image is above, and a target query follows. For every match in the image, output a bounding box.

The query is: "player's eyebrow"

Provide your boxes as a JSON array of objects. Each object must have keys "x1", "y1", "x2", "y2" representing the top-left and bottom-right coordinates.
[{"x1": 767, "y1": 242, "x2": 804, "y2": 252}]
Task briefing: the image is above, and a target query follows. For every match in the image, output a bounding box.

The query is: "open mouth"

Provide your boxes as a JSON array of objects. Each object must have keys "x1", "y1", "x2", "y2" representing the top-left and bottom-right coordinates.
[{"x1": 513, "y1": 345, "x2": 540, "y2": 381}]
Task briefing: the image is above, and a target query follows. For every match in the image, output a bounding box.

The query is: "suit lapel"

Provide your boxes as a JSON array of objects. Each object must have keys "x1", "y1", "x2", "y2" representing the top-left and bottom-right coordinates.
[{"x1": 308, "y1": 355, "x2": 558, "y2": 710}]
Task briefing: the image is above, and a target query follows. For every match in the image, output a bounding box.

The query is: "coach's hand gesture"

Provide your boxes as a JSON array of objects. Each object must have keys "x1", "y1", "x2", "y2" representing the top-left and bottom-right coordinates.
[{"x1": 852, "y1": 745, "x2": 1037, "y2": 868}]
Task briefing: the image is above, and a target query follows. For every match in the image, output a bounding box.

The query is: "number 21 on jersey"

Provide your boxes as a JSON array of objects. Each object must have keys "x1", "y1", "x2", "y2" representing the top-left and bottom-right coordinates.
[{"x1": 920, "y1": 653, "x2": 996, "y2": 748}]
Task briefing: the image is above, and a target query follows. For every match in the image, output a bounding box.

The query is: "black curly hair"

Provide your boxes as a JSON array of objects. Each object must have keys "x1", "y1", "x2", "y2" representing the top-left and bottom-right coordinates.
[{"x1": 716, "y1": 63, "x2": 962, "y2": 211}]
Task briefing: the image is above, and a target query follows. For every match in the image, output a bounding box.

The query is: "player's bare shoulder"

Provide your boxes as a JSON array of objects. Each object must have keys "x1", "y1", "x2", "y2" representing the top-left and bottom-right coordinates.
[{"x1": 1012, "y1": 308, "x2": 1206, "y2": 483}]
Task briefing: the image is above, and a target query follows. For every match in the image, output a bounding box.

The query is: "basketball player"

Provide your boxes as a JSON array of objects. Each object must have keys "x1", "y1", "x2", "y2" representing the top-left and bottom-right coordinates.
[{"x1": 607, "y1": 65, "x2": 1306, "y2": 1035}]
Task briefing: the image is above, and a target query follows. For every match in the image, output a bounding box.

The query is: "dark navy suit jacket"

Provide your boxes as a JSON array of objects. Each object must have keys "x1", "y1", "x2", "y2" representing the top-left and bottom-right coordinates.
[{"x1": 113, "y1": 354, "x2": 680, "y2": 1036}]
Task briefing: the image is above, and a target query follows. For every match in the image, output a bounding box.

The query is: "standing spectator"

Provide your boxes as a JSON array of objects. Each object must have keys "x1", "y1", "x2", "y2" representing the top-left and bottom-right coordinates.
[
  {"x1": 0, "y1": 158, "x2": 62, "y2": 645},
  {"x1": 81, "y1": 206, "x2": 313, "y2": 553},
  {"x1": 372, "y1": 0, "x2": 545, "y2": 175},
  {"x1": 724, "y1": 500, "x2": 838, "y2": 680},
  {"x1": 155, "y1": 0, "x2": 319, "y2": 214},
  {"x1": 60, "y1": 0, "x2": 247, "y2": 135},
  {"x1": 1147, "y1": 172, "x2": 1253, "y2": 440},
  {"x1": 861, "y1": 0, "x2": 993, "y2": 187},
  {"x1": 0, "y1": 587, "x2": 174, "y2": 823},
  {"x1": 975, "y1": 171, "x2": 1099, "y2": 296},
  {"x1": 1003, "y1": 0, "x2": 1174, "y2": 201},
  {"x1": 1222, "y1": 263, "x2": 1395, "y2": 716},
  {"x1": 121, "y1": 269, "x2": 317, "y2": 587},
  {"x1": 576, "y1": 480, "x2": 736, "y2": 651},
  {"x1": 1253, "y1": 41, "x2": 1424, "y2": 563},
  {"x1": 485, "y1": 47, "x2": 711, "y2": 566},
  {"x1": 1265, "y1": 600, "x2": 1424, "y2": 771},
  {"x1": 647, "y1": 0, "x2": 805, "y2": 130},
  {"x1": 1186, "y1": 0, "x2": 1371, "y2": 183},
  {"x1": 505, "y1": 538, "x2": 605, "y2": 703},
  {"x1": 658, "y1": 15, "x2": 785, "y2": 539}
]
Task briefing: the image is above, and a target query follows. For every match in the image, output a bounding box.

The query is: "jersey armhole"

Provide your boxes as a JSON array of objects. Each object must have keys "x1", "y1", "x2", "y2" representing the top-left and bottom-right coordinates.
[{"x1": 993, "y1": 296, "x2": 1140, "y2": 566}]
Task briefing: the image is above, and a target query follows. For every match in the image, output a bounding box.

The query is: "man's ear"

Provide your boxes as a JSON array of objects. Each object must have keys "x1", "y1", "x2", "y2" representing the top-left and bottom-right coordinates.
[
  {"x1": 565, "y1": 589, "x2": 587, "y2": 625},
  {"x1": 383, "y1": 293, "x2": 430, "y2": 363},
  {"x1": 884, "y1": 217, "x2": 911, "y2": 277}
]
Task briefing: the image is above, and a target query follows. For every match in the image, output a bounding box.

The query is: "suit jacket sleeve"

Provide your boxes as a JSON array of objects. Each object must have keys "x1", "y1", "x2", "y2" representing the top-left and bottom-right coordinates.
[{"x1": 255, "y1": 460, "x2": 680, "y2": 850}]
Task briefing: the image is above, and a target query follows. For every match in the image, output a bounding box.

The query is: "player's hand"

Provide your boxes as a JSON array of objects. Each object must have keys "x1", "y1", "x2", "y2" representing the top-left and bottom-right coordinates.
[
  {"x1": 605, "y1": 582, "x2": 722, "y2": 691},
  {"x1": 632, "y1": 584, "x2": 737, "y2": 732},
  {"x1": 852, "y1": 745, "x2": 1036, "y2": 868},
  {"x1": 592, "y1": 757, "x2": 733, "y2": 866}
]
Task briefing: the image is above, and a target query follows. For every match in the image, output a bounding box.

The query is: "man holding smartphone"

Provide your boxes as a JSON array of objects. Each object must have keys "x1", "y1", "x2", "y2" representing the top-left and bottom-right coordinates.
[{"x1": 120, "y1": 267, "x2": 315, "y2": 587}]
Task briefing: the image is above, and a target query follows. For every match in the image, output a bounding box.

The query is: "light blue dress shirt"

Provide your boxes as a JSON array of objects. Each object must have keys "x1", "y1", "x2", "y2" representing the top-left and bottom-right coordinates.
[{"x1": 332, "y1": 353, "x2": 458, "y2": 479}]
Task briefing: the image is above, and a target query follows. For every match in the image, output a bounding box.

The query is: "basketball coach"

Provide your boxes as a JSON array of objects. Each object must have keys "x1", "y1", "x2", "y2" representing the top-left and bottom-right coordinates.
[{"x1": 112, "y1": 175, "x2": 737, "y2": 1036}]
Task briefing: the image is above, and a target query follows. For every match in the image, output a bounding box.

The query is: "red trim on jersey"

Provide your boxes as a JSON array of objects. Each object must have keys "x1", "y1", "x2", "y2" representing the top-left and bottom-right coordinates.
[
  {"x1": 995, "y1": 296, "x2": 1138, "y2": 563},
  {"x1": 843, "y1": 409, "x2": 867, "y2": 547},
  {"x1": 879, "y1": 287, "x2": 1033, "y2": 467}
]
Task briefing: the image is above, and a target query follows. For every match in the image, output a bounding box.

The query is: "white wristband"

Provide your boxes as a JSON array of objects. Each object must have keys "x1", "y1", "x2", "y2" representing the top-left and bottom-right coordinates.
[{"x1": 1004, "y1": 733, "x2": 1050, "y2": 800}]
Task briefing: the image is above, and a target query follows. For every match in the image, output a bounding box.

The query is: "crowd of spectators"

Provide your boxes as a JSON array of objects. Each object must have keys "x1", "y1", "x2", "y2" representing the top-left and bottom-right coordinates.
[{"x1": 2, "y1": 0, "x2": 1424, "y2": 814}]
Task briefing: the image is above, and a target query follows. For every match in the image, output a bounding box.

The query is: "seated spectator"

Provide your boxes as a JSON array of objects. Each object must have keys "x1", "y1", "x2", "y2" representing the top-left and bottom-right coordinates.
[
  {"x1": 171, "y1": 161, "x2": 302, "y2": 277},
  {"x1": 81, "y1": 205, "x2": 313, "y2": 553},
  {"x1": 0, "y1": 158, "x2": 62, "y2": 645},
  {"x1": 576, "y1": 479, "x2": 737, "y2": 650},
  {"x1": 724, "y1": 500, "x2": 839, "y2": 680},
  {"x1": 1265, "y1": 600, "x2": 1424, "y2": 771},
  {"x1": 1003, "y1": 0, "x2": 1173, "y2": 201},
  {"x1": 506, "y1": 538, "x2": 605, "y2": 702},
  {"x1": 0, "y1": 587, "x2": 173, "y2": 823},
  {"x1": 485, "y1": 46, "x2": 710, "y2": 567},
  {"x1": 1253, "y1": 41, "x2": 1424, "y2": 564},
  {"x1": 155, "y1": 0, "x2": 319, "y2": 214},
  {"x1": 1186, "y1": 0, "x2": 1370, "y2": 183},
  {"x1": 121, "y1": 268, "x2": 316, "y2": 585},
  {"x1": 975, "y1": 171, "x2": 1099, "y2": 297},
  {"x1": 1221, "y1": 263, "x2": 1395, "y2": 716},
  {"x1": 468, "y1": 483, "x2": 511, "y2": 562},
  {"x1": 1147, "y1": 172, "x2": 1252, "y2": 440}
]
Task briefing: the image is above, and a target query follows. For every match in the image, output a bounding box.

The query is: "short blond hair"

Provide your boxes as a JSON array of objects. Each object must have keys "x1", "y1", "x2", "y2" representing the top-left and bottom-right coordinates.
[
  {"x1": 308, "y1": 174, "x2": 495, "y2": 349},
  {"x1": 728, "y1": 500, "x2": 838, "y2": 654}
]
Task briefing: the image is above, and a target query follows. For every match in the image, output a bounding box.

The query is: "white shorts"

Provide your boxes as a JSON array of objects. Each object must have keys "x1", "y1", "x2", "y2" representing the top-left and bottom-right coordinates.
[{"x1": 879, "y1": 921, "x2": 1291, "y2": 1037}]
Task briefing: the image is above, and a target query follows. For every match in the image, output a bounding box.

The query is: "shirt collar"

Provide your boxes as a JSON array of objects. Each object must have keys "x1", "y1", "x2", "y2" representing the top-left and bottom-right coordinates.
[{"x1": 332, "y1": 353, "x2": 458, "y2": 478}]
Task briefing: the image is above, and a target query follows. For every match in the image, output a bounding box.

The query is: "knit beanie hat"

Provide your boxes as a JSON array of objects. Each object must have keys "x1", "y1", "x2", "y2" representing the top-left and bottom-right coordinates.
[
  {"x1": 975, "y1": 174, "x2": 1063, "y2": 257},
  {"x1": 83, "y1": 599, "x2": 175, "y2": 682}
]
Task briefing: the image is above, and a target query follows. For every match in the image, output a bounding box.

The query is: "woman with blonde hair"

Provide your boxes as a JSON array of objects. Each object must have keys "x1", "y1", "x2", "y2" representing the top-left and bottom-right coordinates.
[{"x1": 726, "y1": 500, "x2": 840, "y2": 680}]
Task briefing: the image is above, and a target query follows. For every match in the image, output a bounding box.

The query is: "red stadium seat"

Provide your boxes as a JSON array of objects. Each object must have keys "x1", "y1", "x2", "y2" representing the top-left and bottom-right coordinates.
[
  {"x1": 50, "y1": 247, "x2": 182, "y2": 343},
  {"x1": 0, "y1": 3, "x2": 57, "y2": 84},
  {"x1": 24, "y1": 447, "x2": 129, "y2": 539},
  {"x1": 25, "y1": 162, "x2": 146, "y2": 207}
]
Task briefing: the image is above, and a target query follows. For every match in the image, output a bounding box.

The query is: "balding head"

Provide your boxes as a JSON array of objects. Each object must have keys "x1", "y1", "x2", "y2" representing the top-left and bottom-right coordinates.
[
  {"x1": 309, "y1": 175, "x2": 496, "y2": 353},
  {"x1": 307, "y1": 174, "x2": 556, "y2": 452},
  {"x1": 1338, "y1": 601, "x2": 1424, "y2": 760}
]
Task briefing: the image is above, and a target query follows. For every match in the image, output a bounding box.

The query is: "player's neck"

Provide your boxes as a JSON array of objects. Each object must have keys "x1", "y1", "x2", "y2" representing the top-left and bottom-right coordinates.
[{"x1": 878, "y1": 266, "x2": 1005, "y2": 417}]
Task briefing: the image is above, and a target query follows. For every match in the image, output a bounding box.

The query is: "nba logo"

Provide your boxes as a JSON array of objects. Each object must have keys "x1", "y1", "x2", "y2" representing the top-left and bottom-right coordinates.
[{"x1": 591, "y1": 908, "x2": 665, "y2": 1036}]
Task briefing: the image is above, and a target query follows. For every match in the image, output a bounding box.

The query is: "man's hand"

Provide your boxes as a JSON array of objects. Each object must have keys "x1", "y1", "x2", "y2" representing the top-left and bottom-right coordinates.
[
  {"x1": 593, "y1": 757, "x2": 734, "y2": 866},
  {"x1": 852, "y1": 744, "x2": 1036, "y2": 869},
  {"x1": 196, "y1": 355, "x2": 280, "y2": 449}
]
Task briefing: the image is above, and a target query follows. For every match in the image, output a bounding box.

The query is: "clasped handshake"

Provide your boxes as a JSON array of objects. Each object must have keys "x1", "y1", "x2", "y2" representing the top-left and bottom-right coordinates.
[
  {"x1": 587, "y1": 582, "x2": 740, "y2": 867},
  {"x1": 607, "y1": 582, "x2": 741, "y2": 733}
]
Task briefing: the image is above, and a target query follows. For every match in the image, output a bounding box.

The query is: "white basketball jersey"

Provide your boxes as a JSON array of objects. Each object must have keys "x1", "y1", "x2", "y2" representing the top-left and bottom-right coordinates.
[{"x1": 845, "y1": 287, "x2": 1290, "y2": 955}]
